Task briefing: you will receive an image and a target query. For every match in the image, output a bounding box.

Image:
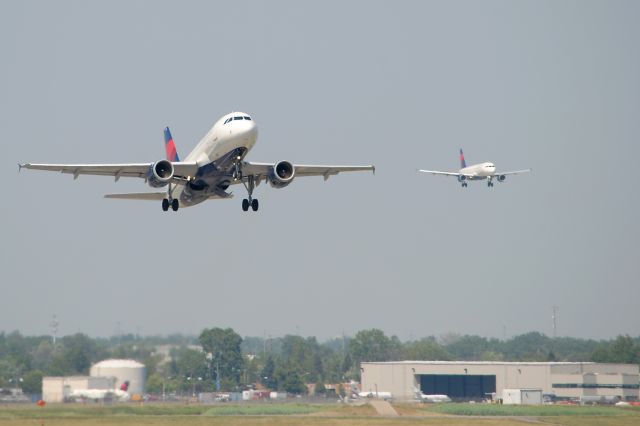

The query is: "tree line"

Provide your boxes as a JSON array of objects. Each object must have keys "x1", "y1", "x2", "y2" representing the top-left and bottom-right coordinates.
[{"x1": 1, "y1": 329, "x2": 638, "y2": 395}]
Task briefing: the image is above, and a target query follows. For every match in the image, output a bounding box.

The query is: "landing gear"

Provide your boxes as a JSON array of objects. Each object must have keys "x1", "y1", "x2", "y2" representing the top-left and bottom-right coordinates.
[
  {"x1": 461, "y1": 182, "x2": 468, "y2": 188},
  {"x1": 232, "y1": 155, "x2": 243, "y2": 181},
  {"x1": 487, "y1": 180, "x2": 494, "y2": 187},
  {"x1": 241, "y1": 174, "x2": 259, "y2": 212},
  {"x1": 162, "y1": 198, "x2": 179, "y2": 212}
]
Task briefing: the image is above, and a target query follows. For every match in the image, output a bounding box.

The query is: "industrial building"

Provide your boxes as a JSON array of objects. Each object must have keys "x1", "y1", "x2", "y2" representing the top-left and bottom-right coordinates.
[
  {"x1": 42, "y1": 359, "x2": 146, "y2": 402},
  {"x1": 90, "y1": 359, "x2": 146, "y2": 395},
  {"x1": 361, "y1": 361, "x2": 639, "y2": 401},
  {"x1": 42, "y1": 376, "x2": 116, "y2": 403}
]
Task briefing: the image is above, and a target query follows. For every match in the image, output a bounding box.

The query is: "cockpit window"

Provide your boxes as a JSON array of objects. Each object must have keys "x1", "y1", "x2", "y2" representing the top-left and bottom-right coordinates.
[
  {"x1": 234, "y1": 116, "x2": 243, "y2": 120},
  {"x1": 244, "y1": 116, "x2": 251, "y2": 120}
]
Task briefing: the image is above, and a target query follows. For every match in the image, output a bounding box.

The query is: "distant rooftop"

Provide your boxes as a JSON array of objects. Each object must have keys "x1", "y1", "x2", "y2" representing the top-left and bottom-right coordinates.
[{"x1": 91, "y1": 359, "x2": 145, "y2": 368}]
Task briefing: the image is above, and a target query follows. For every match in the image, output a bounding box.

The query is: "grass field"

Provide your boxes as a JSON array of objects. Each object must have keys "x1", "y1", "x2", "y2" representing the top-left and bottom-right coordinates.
[{"x1": 0, "y1": 402, "x2": 638, "y2": 426}]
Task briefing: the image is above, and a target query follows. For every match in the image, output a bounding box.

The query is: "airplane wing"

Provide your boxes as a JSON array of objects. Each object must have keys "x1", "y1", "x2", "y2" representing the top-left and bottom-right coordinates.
[
  {"x1": 104, "y1": 192, "x2": 233, "y2": 200},
  {"x1": 495, "y1": 169, "x2": 531, "y2": 176},
  {"x1": 19, "y1": 162, "x2": 199, "y2": 182},
  {"x1": 242, "y1": 162, "x2": 375, "y2": 181},
  {"x1": 418, "y1": 169, "x2": 464, "y2": 177}
]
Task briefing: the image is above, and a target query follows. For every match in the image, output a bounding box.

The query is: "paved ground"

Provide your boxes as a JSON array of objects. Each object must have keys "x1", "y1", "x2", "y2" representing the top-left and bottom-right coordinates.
[{"x1": 369, "y1": 400, "x2": 398, "y2": 416}]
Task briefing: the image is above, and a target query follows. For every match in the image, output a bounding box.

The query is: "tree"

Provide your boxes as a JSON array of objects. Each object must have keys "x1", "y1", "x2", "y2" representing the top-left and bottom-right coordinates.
[
  {"x1": 199, "y1": 328, "x2": 244, "y2": 388},
  {"x1": 349, "y1": 329, "x2": 400, "y2": 365},
  {"x1": 273, "y1": 361, "x2": 306, "y2": 394},
  {"x1": 260, "y1": 355, "x2": 277, "y2": 389},
  {"x1": 22, "y1": 370, "x2": 44, "y2": 395},
  {"x1": 403, "y1": 339, "x2": 451, "y2": 360},
  {"x1": 609, "y1": 335, "x2": 639, "y2": 364}
]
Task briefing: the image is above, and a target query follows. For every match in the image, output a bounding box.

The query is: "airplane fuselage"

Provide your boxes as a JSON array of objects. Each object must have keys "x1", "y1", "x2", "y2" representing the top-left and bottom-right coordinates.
[
  {"x1": 460, "y1": 162, "x2": 496, "y2": 180},
  {"x1": 175, "y1": 112, "x2": 258, "y2": 206}
]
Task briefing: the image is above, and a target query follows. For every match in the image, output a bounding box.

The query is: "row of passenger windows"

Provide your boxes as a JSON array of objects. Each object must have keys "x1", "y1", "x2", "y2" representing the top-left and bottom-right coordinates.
[{"x1": 223, "y1": 116, "x2": 252, "y2": 124}]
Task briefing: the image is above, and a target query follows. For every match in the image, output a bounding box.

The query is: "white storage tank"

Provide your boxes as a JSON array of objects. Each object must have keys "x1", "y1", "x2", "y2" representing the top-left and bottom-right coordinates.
[{"x1": 90, "y1": 359, "x2": 146, "y2": 395}]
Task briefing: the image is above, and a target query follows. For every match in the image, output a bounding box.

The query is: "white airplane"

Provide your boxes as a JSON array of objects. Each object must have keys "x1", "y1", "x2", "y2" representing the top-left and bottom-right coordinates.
[
  {"x1": 419, "y1": 149, "x2": 530, "y2": 187},
  {"x1": 19, "y1": 112, "x2": 375, "y2": 212}
]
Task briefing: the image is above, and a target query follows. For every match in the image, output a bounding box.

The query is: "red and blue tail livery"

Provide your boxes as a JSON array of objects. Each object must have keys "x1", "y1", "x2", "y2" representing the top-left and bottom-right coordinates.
[
  {"x1": 164, "y1": 127, "x2": 180, "y2": 162},
  {"x1": 459, "y1": 148, "x2": 467, "y2": 169}
]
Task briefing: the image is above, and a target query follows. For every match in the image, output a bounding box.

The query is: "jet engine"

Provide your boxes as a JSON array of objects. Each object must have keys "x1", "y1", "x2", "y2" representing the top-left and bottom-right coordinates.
[
  {"x1": 147, "y1": 160, "x2": 174, "y2": 188},
  {"x1": 268, "y1": 160, "x2": 295, "y2": 188},
  {"x1": 458, "y1": 175, "x2": 467, "y2": 183},
  {"x1": 497, "y1": 174, "x2": 506, "y2": 182}
]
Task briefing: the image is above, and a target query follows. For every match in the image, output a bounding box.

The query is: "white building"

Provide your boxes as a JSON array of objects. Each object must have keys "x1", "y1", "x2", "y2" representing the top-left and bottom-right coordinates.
[
  {"x1": 361, "y1": 361, "x2": 639, "y2": 401},
  {"x1": 42, "y1": 376, "x2": 115, "y2": 403}
]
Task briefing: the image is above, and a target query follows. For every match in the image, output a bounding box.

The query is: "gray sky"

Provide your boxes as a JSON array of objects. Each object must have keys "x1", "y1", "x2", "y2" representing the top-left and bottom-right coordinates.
[{"x1": 2, "y1": 0, "x2": 639, "y2": 341}]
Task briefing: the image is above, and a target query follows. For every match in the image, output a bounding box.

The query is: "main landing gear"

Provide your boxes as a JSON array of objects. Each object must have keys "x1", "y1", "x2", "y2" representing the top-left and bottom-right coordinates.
[
  {"x1": 241, "y1": 174, "x2": 259, "y2": 212},
  {"x1": 162, "y1": 198, "x2": 179, "y2": 212},
  {"x1": 487, "y1": 179, "x2": 494, "y2": 187},
  {"x1": 461, "y1": 182, "x2": 468, "y2": 188}
]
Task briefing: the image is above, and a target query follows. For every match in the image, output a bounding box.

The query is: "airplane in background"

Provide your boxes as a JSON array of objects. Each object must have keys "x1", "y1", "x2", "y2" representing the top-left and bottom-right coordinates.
[
  {"x1": 19, "y1": 112, "x2": 375, "y2": 212},
  {"x1": 418, "y1": 149, "x2": 530, "y2": 188}
]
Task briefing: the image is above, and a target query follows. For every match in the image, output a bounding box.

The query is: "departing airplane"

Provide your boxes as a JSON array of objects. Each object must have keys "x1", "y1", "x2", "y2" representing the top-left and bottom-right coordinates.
[
  {"x1": 418, "y1": 149, "x2": 530, "y2": 188},
  {"x1": 19, "y1": 112, "x2": 375, "y2": 212}
]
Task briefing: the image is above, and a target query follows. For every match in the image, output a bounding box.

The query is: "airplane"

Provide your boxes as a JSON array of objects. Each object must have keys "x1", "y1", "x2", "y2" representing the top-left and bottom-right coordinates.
[
  {"x1": 19, "y1": 112, "x2": 375, "y2": 212},
  {"x1": 418, "y1": 149, "x2": 530, "y2": 187}
]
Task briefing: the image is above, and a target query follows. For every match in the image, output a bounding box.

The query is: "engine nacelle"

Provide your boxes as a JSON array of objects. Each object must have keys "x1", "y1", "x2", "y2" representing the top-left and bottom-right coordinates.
[
  {"x1": 458, "y1": 175, "x2": 467, "y2": 183},
  {"x1": 497, "y1": 174, "x2": 506, "y2": 182},
  {"x1": 147, "y1": 160, "x2": 174, "y2": 188},
  {"x1": 268, "y1": 160, "x2": 295, "y2": 188}
]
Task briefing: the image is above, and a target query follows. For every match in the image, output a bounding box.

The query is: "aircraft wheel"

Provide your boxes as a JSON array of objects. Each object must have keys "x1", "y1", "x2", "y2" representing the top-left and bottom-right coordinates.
[
  {"x1": 171, "y1": 199, "x2": 179, "y2": 211},
  {"x1": 251, "y1": 198, "x2": 259, "y2": 212},
  {"x1": 242, "y1": 199, "x2": 250, "y2": 211},
  {"x1": 162, "y1": 199, "x2": 169, "y2": 211}
]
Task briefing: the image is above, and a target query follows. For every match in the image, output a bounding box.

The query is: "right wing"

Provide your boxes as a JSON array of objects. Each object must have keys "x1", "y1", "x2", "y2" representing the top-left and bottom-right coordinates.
[
  {"x1": 19, "y1": 162, "x2": 198, "y2": 182},
  {"x1": 418, "y1": 169, "x2": 463, "y2": 177}
]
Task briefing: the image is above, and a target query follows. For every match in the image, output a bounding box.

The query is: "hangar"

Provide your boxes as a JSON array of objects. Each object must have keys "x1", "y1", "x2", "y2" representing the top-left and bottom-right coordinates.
[{"x1": 361, "y1": 361, "x2": 639, "y2": 401}]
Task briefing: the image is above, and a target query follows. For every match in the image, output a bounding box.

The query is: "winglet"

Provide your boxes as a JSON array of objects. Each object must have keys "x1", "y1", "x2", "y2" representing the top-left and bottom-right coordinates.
[
  {"x1": 164, "y1": 127, "x2": 180, "y2": 162},
  {"x1": 372, "y1": 165, "x2": 376, "y2": 175},
  {"x1": 18, "y1": 163, "x2": 23, "y2": 172},
  {"x1": 460, "y1": 148, "x2": 467, "y2": 168}
]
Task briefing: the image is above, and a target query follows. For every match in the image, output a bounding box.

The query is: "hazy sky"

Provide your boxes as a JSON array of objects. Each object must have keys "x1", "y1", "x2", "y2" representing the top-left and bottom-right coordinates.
[{"x1": 2, "y1": 1, "x2": 639, "y2": 341}]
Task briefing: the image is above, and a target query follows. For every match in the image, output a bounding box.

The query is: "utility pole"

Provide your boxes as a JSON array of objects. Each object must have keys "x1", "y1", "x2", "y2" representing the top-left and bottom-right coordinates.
[
  {"x1": 50, "y1": 314, "x2": 59, "y2": 346},
  {"x1": 552, "y1": 306, "x2": 559, "y2": 338}
]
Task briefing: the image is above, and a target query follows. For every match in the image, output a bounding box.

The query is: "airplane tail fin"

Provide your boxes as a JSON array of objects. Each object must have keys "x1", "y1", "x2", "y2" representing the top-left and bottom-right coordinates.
[
  {"x1": 460, "y1": 148, "x2": 467, "y2": 168},
  {"x1": 164, "y1": 127, "x2": 180, "y2": 162}
]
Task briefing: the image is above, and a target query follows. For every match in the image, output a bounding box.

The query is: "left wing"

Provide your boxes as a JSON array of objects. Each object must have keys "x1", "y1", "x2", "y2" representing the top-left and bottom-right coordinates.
[
  {"x1": 19, "y1": 162, "x2": 198, "y2": 182},
  {"x1": 495, "y1": 169, "x2": 531, "y2": 176},
  {"x1": 242, "y1": 162, "x2": 375, "y2": 181}
]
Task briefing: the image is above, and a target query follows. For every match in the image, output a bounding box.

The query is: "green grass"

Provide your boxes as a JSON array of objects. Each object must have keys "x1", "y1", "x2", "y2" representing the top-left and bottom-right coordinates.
[
  {"x1": 0, "y1": 404, "x2": 210, "y2": 419},
  {"x1": 425, "y1": 402, "x2": 640, "y2": 417},
  {"x1": 203, "y1": 403, "x2": 325, "y2": 416}
]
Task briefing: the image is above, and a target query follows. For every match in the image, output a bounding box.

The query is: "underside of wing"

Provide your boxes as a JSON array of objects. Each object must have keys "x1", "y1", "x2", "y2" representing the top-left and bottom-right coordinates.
[
  {"x1": 241, "y1": 161, "x2": 375, "y2": 182},
  {"x1": 496, "y1": 169, "x2": 532, "y2": 176},
  {"x1": 104, "y1": 192, "x2": 167, "y2": 200},
  {"x1": 418, "y1": 169, "x2": 462, "y2": 177},
  {"x1": 19, "y1": 162, "x2": 198, "y2": 182},
  {"x1": 104, "y1": 192, "x2": 232, "y2": 201}
]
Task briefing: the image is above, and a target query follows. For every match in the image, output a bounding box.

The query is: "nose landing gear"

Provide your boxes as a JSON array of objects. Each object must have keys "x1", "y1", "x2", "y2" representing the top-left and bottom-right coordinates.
[{"x1": 241, "y1": 174, "x2": 259, "y2": 212}]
